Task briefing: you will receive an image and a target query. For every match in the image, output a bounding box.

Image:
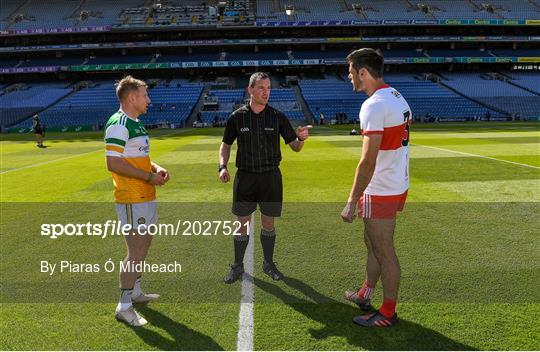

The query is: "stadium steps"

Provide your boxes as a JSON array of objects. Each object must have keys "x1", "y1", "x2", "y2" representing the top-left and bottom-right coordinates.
[
  {"x1": 527, "y1": 0, "x2": 540, "y2": 10},
  {"x1": 66, "y1": 0, "x2": 86, "y2": 22},
  {"x1": 291, "y1": 84, "x2": 313, "y2": 124},
  {"x1": 187, "y1": 86, "x2": 211, "y2": 127},
  {"x1": 498, "y1": 73, "x2": 540, "y2": 97},
  {"x1": 249, "y1": 0, "x2": 257, "y2": 15},
  {"x1": 5, "y1": 0, "x2": 30, "y2": 30},
  {"x1": 436, "y1": 78, "x2": 509, "y2": 116},
  {"x1": 339, "y1": 0, "x2": 350, "y2": 11}
]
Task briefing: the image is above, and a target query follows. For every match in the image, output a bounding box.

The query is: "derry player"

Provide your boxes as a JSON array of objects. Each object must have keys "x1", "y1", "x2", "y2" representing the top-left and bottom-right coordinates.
[{"x1": 341, "y1": 48, "x2": 411, "y2": 328}]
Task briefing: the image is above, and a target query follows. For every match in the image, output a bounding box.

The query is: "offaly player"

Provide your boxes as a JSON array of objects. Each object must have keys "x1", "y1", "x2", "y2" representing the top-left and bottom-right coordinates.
[
  {"x1": 341, "y1": 49, "x2": 411, "y2": 327},
  {"x1": 105, "y1": 76, "x2": 170, "y2": 326}
]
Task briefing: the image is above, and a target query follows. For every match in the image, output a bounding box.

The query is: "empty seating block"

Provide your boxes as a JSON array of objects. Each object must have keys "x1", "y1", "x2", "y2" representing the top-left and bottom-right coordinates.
[{"x1": 444, "y1": 73, "x2": 540, "y2": 118}]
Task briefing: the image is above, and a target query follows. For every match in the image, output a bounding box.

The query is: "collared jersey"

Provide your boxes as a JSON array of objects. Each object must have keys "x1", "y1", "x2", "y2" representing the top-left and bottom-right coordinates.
[
  {"x1": 222, "y1": 104, "x2": 297, "y2": 173},
  {"x1": 104, "y1": 110, "x2": 155, "y2": 203},
  {"x1": 360, "y1": 85, "x2": 412, "y2": 196}
]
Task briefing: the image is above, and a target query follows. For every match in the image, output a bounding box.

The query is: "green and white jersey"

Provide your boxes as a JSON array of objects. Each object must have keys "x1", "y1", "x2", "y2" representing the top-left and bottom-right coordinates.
[
  {"x1": 105, "y1": 109, "x2": 150, "y2": 158},
  {"x1": 104, "y1": 109, "x2": 154, "y2": 203}
]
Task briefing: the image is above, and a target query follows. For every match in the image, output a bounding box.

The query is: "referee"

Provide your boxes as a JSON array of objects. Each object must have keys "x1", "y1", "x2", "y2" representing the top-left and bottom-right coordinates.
[{"x1": 219, "y1": 72, "x2": 311, "y2": 284}]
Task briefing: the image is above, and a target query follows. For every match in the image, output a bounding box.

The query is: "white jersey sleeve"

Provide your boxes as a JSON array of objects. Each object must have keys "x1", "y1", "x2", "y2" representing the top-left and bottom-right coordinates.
[
  {"x1": 104, "y1": 124, "x2": 129, "y2": 157},
  {"x1": 360, "y1": 100, "x2": 386, "y2": 135}
]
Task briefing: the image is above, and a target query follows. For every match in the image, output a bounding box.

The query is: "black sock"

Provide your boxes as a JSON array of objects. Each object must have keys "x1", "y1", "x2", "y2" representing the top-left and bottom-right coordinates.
[
  {"x1": 233, "y1": 235, "x2": 249, "y2": 265},
  {"x1": 260, "y1": 229, "x2": 276, "y2": 264}
]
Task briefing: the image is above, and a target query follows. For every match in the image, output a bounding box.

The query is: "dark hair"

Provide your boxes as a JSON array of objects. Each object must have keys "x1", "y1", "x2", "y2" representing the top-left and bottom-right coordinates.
[
  {"x1": 249, "y1": 72, "x2": 270, "y2": 87},
  {"x1": 346, "y1": 48, "x2": 384, "y2": 79}
]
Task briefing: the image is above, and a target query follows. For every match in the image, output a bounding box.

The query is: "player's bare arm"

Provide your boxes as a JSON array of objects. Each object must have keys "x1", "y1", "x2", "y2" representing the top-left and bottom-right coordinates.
[
  {"x1": 289, "y1": 125, "x2": 312, "y2": 152},
  {"x1": 219, "y1": 142, "x2": 232, "y2": 182},
  {"x1": 106, "y1": 156, "x2": 165, "y2": 186},
  {"x1": 341, "y1": 134, "x2": 383, "y2": 222}
]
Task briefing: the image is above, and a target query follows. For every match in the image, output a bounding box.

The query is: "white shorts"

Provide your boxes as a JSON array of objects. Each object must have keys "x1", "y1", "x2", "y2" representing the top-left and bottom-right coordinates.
[{"x1": 115, "y1": 201, "x2": 158, "y2": 232}]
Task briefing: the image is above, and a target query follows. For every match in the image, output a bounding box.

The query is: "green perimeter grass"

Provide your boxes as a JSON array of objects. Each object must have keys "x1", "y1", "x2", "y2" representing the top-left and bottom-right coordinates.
[{"x1": 1, "y1": 122, "x2": 539, "y2": 350}]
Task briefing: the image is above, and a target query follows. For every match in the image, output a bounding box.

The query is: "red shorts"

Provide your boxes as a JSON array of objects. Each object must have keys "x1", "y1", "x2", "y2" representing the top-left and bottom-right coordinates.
[{"x1": 358, "y1": 191, "x2": 408, "y2": 219}]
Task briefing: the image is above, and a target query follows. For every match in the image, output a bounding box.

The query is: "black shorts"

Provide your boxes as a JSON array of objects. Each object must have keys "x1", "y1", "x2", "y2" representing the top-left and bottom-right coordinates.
[
  {"x1": 233, "y1": 169, "x2": 283, "y2": 217},
  {"x1": 34, "y1": 128, "x2": 44, "y2": 135}
]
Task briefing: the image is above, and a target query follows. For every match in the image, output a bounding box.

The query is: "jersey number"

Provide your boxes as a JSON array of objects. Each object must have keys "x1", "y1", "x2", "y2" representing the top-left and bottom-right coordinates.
[{"x1": 402, "y1": 111, "x2": 411, "y2": 147}]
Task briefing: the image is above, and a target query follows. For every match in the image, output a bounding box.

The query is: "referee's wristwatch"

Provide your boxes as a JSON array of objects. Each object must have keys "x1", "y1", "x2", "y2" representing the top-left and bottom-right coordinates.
[{"x1": 219, "y1": 164, "x2": 227, "y2": 172}]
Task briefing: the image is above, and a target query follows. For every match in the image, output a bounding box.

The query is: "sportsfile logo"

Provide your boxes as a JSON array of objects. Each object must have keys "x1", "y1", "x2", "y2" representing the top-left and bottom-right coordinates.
[{"x1": 40, "y1": 220, "x2": 249, "y2": 239}]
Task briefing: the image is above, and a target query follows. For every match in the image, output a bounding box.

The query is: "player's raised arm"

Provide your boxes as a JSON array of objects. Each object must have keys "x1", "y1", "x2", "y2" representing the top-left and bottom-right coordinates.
[{"x1": 288, "y1": 125, "x2": 313, "y2": 152}]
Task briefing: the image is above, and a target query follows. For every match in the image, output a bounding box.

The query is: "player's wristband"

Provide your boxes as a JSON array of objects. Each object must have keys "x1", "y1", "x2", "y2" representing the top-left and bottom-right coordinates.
[
  {"x1": 146, "y1": 172, "x2": 153, "y2": 184},
  {"x1": 219, "y1": 164, "x2": 227, "y2": 172},
  {"x1": 297, "y1": 136, "x2": 305, "y2": 142}
]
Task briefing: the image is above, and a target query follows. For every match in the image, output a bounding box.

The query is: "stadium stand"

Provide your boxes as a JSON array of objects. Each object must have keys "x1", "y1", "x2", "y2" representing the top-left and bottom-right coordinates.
[
  {"x1": 442, "y1": 73, "x2": 540, "y2": 118},
  {"x1": 346, "y1": 0, "x2": 540, "y2": 20},
  {"x1": 11, "y1": 82, "x2": 118, "y2": 128},
  {"x1": 116, "y1": 0, "x2": 254, "y2": 28},
  {"x1": 268, "y1": 88, "x2": 305, "y2": 121},
  {"x1": 300, "y1": 74, "x2": 504, "y2": 123},
  {"x1": 85, "y1": 54, "x2": 153, "y2": 65},
  {"x1": 257, "y1": 0, "x2": 358, "y2": 21},
  {"x1": 491, "y1": 48, "x2": 540, "y2": 57},
  {"x1": 0, "y1": 59, "x2": 20, "y2": 68},
  {"x1": 3, "y1": 47, "x2": 537, "y2": 72},
  {"x1": 200, "y1": 89, "x2": 246, "y2": 124},
  {"x1": 11, "y1": 81, "x2": 203, "y2": 128},
  {"x1": 18, "y1": 57, "x2": 85, "y2": 67},
  {"x1": 225, "y1": 51, "x2": 290, "y2": 61},
  {"x1": 2, "y1": 1, "x2": 538, "y2": 128},
  {"x1": 3, "y1": 0, "x2": 538, "y2": 31},
  {"x1": 1, "y1": 83, "x2": 72, "y2": 127},
  {"x1": 427, "y1": 49, "x2": 494, "y2": 57},
  {"x1": 1, "y1": 0, "x2": 132, "y2": 30},
  {"x1": 300, "y1": 75, "x2": 364, "y2": 123},
  {"x1": 156, "y1": 53, "x2": 223, "y2": 63},
  {"x1": 503, "y1": 71, "x2": 540, "y2": 93},
  {"x1": 146, "y1": 83, "x2": 203, "y2": 126}
]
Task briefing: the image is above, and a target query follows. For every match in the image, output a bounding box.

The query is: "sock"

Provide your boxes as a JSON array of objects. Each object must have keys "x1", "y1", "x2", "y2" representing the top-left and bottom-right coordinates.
[
  {"x1": 260, "y1": 229, "x2": 276, "y2": 264},
  {"x1": 357, "y1": 281, "x2": 375, "y2": 300},
  {"x1": 379, "y1": 297, "x2": 397, "y2": 318},
  {"x1": 116, "y1": 288, "x2": 133, "y2": 312},
  {"x1": 234, "y1": 234, "x2": 249, "y2": 265},
  {"x1": 132, "y1": 276, "x2": 142, "y2": 297}
]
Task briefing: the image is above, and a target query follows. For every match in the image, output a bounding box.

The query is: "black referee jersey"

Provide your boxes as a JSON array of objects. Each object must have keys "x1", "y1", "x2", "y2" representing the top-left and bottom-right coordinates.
[{"x1": 223, "y1": 104, "x2": 297, "y2": 173}]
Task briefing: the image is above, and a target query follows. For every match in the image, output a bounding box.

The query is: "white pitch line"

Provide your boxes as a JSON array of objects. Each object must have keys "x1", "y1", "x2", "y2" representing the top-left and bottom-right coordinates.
[
  {"x1": 0, "y1": 128, "x2": 193, "y2": 175},
  {"x1": 237, "y1": 213, "x2": 255, "y2": 351},
  {"x1": 413, "y1": 143, "x2": 540, "y2": 170},
  {"x1": 0, "y1": 149, "x2": 101, "y2": 175}
]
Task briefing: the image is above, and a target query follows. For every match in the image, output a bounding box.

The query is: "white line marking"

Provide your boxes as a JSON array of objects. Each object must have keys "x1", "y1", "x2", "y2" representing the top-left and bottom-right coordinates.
[
  {"x1": 413, "y1": 143, "x2": 540, "y2": 170},
  {"x1": 0, "y1": 129, "x2": 193, "y2": 175},
  {"x1": 237, "y1": 213, "x2": 255, "y2": 351},
  {"x1": 0, "y1": 149, "x2": 101, "y2": 175}
]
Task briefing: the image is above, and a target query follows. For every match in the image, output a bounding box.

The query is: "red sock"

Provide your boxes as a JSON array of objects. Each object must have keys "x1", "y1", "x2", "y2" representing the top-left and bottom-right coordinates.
[
  {"x1": 357, "y1": 281, "x2": 374, "y2": 300},
  {"x1": 379, "y1": 297, "x2": 397, "y2": 318}
]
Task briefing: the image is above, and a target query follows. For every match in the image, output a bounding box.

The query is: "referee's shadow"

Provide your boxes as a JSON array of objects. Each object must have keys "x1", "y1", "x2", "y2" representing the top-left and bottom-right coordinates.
[
  {"x1": 254, "y1": 276, "x2": 477, "y2": 351},
  {"x1": 130, "y1": 305, "x2": 224, "y2": 350}
]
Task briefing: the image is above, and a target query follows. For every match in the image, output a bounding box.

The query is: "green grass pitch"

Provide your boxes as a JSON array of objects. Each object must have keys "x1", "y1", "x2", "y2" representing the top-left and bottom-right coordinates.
[{"x1": 1, "y1": 122, "x2": 539, "y2": 350}]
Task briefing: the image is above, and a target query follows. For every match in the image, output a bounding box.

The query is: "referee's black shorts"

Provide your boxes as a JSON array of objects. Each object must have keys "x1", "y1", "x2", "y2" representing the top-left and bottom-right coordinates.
[{"x1": 232, "y1": 168, "x2": 283, "y2": 217}]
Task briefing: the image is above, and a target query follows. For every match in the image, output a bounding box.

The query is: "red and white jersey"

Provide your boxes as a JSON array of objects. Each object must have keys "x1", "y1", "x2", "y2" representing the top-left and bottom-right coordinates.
[{"x1": 360, "y1": 85, "x2": 411, "y2": 196}]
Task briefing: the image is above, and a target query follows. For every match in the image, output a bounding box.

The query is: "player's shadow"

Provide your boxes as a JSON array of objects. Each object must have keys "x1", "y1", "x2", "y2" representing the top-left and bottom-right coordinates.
[
  {"x1": 254, "y1": 277, "x2": 477, "y2": 351},
  {"x1": 130, "y1": 305, "x2": 224, "y2": 350}
]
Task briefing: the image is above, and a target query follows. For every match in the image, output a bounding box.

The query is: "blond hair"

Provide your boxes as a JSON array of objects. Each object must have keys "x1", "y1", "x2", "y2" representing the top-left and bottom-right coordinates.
[{"x1": 115, "y1": 75, "x2": 147, "y2": 101}]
